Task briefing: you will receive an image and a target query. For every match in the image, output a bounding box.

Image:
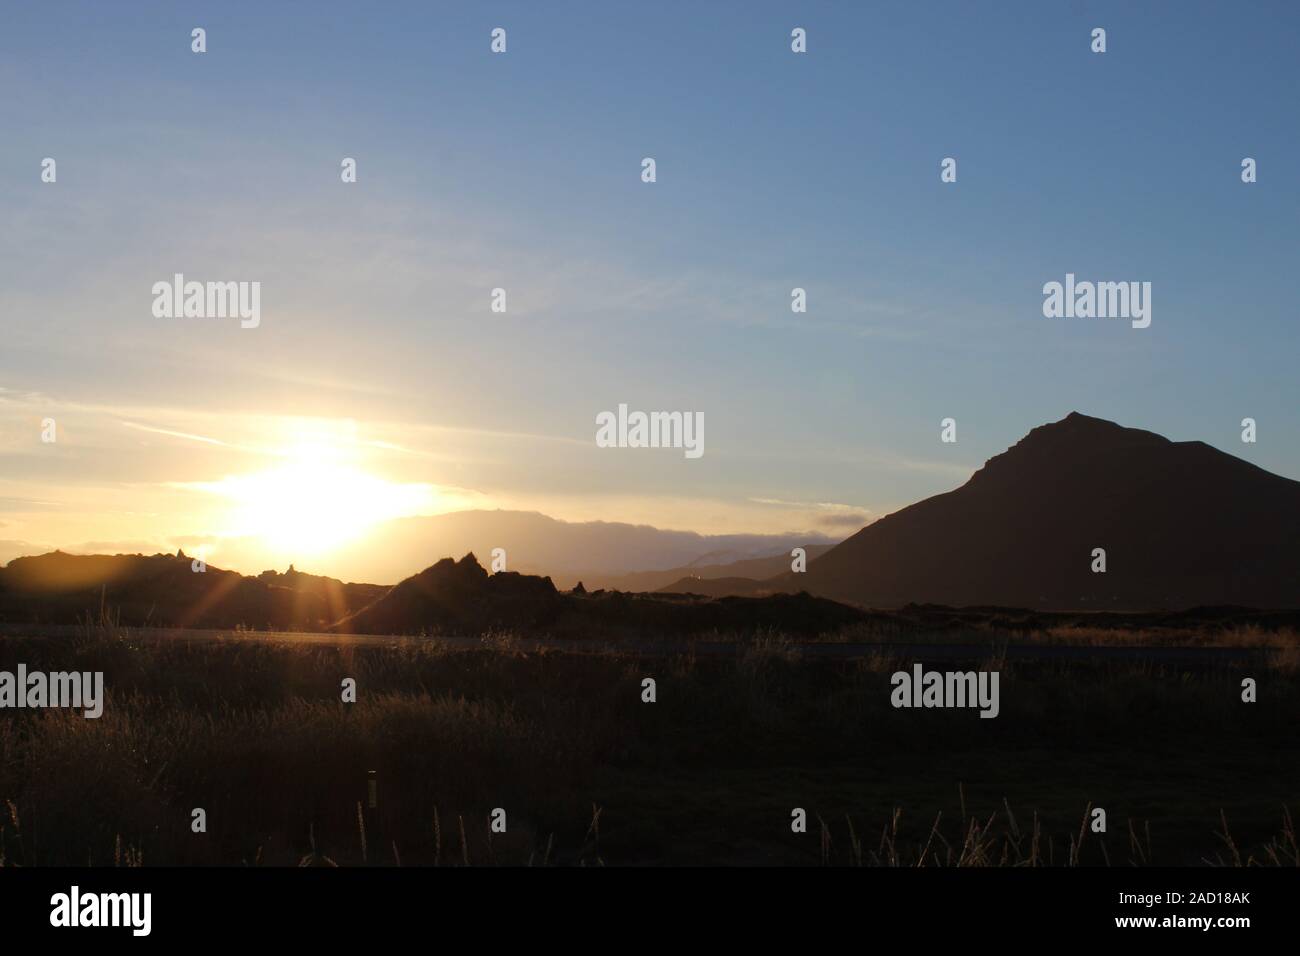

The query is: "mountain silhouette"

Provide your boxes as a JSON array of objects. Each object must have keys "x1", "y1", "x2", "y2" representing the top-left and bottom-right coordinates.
[
  {"x1": 332, "y1": 553, "x2": 562, "y2": 633},
  {"x1": 332, "y1": 552, "x2": 870, "y2": 637},
  {"x1": 0, "y1": 548, "x2": 866, "y2": 635},
  {"x1": 778, "y1": 412, "x2": 1300, "y2": 610},
  {"x1": 356, "y1": 509, "x2": 839, "y2": 585},
  {"x1": 3, "y1": 413, "x2": 1295, "y2": 624},
  {"x1": 583, "y1": 543, "x2": 835, "y2": 593},
  {"x1": 0, "y1": 551, "x2": 386, "y2": 629}
]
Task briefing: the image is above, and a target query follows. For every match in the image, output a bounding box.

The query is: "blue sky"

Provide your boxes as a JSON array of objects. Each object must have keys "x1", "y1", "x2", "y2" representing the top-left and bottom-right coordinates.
[{"x1": 1, "y1": 1, "x2": 1297, "y2": 575}]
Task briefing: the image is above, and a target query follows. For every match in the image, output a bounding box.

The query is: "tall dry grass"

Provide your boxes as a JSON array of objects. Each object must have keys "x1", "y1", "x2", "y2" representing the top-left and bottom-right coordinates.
[{"x1": 0, "y1": 623, "x2": 1296, "y2": 865}]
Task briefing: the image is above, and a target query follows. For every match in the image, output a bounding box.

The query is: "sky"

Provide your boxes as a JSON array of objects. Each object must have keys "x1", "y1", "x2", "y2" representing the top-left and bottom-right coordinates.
[{"x1": 1, "y1": 0, "x2": 1297, "y2": 579}]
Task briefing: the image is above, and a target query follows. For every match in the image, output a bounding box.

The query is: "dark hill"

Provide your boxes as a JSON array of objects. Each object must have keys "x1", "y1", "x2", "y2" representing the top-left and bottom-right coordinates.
[
  {"x1": 333, "y1": 553, "x2": 870, "y2": 637},
  {"x1": 0, "y1": 551, "x2": 385, "y2": 629},
  {"x1": 331, "y1": 553, "x2": 562, "y2": 634},
  {"x1": 778, "y1": 412, "x2": 1300, "y2": 610}
]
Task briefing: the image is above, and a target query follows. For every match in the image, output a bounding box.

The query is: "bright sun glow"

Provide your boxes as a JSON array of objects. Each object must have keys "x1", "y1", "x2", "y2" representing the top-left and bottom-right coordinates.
[{"x1": 200, "y1": 439, "x2": 437, "y2": 556}]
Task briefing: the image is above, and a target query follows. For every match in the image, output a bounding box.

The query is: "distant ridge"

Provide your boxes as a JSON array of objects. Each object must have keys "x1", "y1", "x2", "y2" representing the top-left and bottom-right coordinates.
[
  {"x1": 586, "y1": 543, "x2": 835, "y2": 593},
  {"x1": 0, "y1": 551, "x2": 386, "y2": 629},
  {"x1": 777, "y1": 412, "x2": 1300, "y2": 610},
  {"x1": 362, "y1": 509, "x2": 838, "y2": 585},
  {"x1": 332, "y1": 552, "x2": 869, "y2": 637}
]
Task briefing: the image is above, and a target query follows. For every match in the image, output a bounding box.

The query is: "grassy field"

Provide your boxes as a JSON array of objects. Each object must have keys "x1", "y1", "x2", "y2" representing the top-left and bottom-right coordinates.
[{"x1": 1, "y1": 625, "x2": 1297, "y2": 866}]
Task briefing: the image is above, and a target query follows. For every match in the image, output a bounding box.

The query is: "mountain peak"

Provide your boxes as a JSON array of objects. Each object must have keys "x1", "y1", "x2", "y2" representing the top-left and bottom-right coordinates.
[
  {"x1": 794, "y1": 414, "x2": 1300, "y2": 610},
  {"x1": 973, "y1": 413, "x2": 1168, "y2": 484},
  {"x1": 1041, "y1": 410, "x2": 1146, "y2": 435}
]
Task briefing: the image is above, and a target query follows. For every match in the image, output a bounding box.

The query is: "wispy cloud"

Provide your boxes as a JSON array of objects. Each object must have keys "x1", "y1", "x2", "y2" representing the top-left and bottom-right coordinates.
[{"x1": 121, "y1": 421, "x2": 231, "y2": 446}]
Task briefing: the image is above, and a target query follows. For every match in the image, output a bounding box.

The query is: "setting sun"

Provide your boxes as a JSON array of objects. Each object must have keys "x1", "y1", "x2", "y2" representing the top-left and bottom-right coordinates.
[{"x1": 197, "y1": 441, "x2": 437, "y2": 555}]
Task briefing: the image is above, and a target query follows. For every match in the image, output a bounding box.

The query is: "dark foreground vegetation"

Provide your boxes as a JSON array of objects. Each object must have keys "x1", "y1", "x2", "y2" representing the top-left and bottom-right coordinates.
[{"x1": 1, "y1": 621, "x2": 1297, "y2": 867}]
